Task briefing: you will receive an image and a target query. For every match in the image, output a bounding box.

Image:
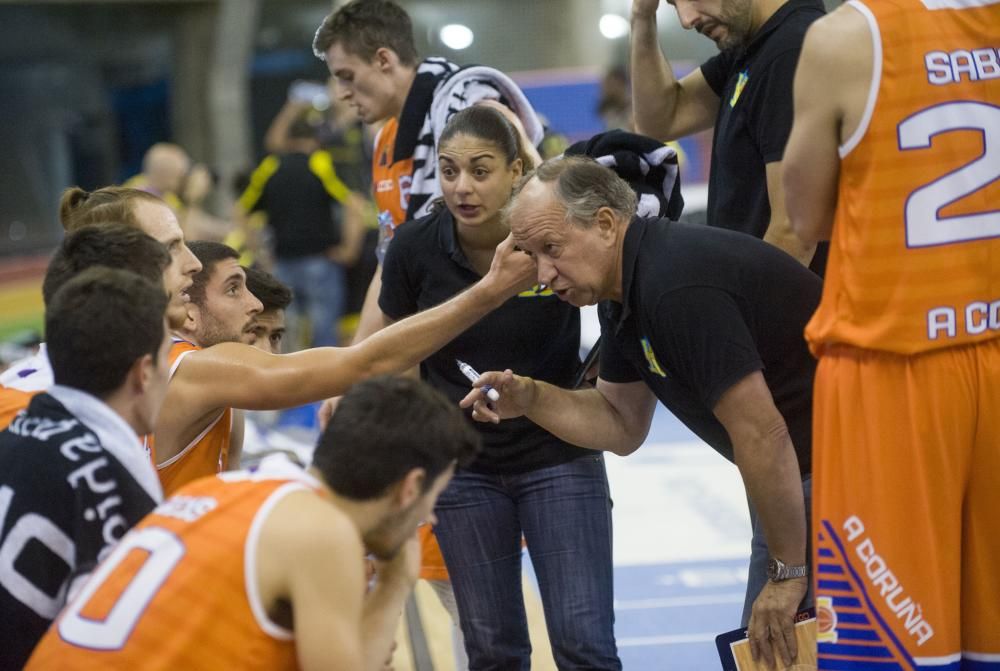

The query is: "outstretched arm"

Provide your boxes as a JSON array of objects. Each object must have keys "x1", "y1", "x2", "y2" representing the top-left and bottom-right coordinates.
[
  {"x1": 461, "y1": 372, "x2": 657, "y2": 455},
  {"x1": 259, "y1": 491, "x2": 410, "y2": 671},
  {"x1": 169, "y1": 236, "x2": 534, "y2": 412}
]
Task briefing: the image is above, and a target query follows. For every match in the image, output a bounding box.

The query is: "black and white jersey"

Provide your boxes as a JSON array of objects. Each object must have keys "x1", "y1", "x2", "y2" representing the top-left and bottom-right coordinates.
[{"x1": 0, "y1": 386, "x2": 161, "y2": 670}]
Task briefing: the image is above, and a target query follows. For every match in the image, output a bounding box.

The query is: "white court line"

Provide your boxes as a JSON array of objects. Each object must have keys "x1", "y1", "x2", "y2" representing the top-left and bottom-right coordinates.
[
  {"x1": 615, "y1": 592, "x2": 745, "y2": 610},
  {"x1": 618, "y1": 632, "x2": 719, "y2": 647}
]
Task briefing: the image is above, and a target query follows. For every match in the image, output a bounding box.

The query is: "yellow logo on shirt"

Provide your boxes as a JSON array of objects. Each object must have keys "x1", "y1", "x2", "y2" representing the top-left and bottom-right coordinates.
[
  {"x1": 518, "y1": 284, "x2": 554, "y2": 298},
  {"x1": 730, "y1": 69, "x2": 749, "y2": 108},
  {"x1": 640, "y1": 337, "x2": 667, "y2": 377}
]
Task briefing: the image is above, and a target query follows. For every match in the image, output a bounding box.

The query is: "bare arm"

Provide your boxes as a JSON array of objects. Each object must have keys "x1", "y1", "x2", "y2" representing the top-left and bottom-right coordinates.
[
  {"x1": 168, "y1": 236, "x2": 534, "y2": 412},
  {"x1": 713, "y1": 371, "x2": 807, "y2": 668},
  {"x1": 630, "y1": 0, "x2": 719, "y2": 140},
  {"x1": 461, "y1": 371, "x2": 658, "y2": 456},
  {"x1": 259, "y1": 491, "x2": 406, "y2": 671},
  {"x1": 316, "y1": 313, "x2": 418, "y2": 432},
  {"x1": 762, "y1": 161, "x2": 816, "y2": 265},
  {"x1": 785, "y1": 8, "x2": 871, "y2": 245},
  {"x1": 264, "y1": 100, "x2": 313, "y2": 154}
]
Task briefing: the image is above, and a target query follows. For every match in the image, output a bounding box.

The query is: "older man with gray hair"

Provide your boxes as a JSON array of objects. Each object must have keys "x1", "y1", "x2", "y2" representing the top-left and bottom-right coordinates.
[{"x1": 463, "y1": 155, "x2": 820, "y2": 668}]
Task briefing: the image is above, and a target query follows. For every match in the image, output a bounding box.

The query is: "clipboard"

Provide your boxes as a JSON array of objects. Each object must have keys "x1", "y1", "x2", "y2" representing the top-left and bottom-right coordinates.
[{"x1": 716, "y1": 609, "x2": 817, "y2": 671}]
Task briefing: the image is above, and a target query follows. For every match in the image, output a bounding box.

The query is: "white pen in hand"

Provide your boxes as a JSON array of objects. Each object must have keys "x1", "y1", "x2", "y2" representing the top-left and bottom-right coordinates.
[{"x1": 456, "y1": 359, "x2": 500, "y2": 402}]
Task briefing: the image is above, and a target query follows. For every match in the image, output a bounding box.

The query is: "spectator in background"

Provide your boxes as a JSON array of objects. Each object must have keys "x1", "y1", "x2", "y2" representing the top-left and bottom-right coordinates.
[
  {"x1": 596, "y1": 65, "x2": 634, "y2": 131},
  {"x1": 125, "y1": 143, "x2": 190, "y2": 213},
  {"x1": 236, "y1": 114, "x2": 366, "y2": 349},
  {"x1": 126, "y1": 143, "x2": 230, "y2": 243},
  {"x1": 0, "y1": 267, "x2": 171, "y2": 669},
  {"x1": 265, "y1": 85, "x2": 375, "y2": 195},
  {"x1": 258, "y1": 91, "x2": 380, "y2": 340}
]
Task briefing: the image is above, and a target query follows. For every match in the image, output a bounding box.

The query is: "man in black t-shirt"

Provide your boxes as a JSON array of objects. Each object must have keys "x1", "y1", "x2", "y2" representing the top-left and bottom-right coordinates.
[
  {"x1": 236, "y1": 116, "x2": 366, "y2": 348},
  {"x1": 629, "y1": 0, "x2": 826, "y2": 274},
  {"x1": 0, "y1": 268, "x2": 171, "y2": 670},
  {"x1": 465, "y1": 157, "x2": 817, "y2": 669}
]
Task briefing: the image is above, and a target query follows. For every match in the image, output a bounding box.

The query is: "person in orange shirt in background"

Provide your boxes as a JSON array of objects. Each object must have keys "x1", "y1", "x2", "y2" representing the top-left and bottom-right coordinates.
[
  {"x1": 0, "y1": 187, "x2": 202, "y2": 430},
  {"x1": 27, "y1": 375, "x2": 481, "y2": 671},
  {"x1": 784, "y1": 0, "x2": 1000, "y2": 666}
]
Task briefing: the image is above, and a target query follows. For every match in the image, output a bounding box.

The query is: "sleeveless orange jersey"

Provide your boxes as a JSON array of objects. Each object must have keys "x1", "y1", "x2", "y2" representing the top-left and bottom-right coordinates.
[
  {"x1": 373, "y1": 117, "x2": 414, "y2": 230},
  {"x1": 25, "y1": 458, "x2": 316, "y2": 671},
  {"x1": 153, "y1": 339, "x2": 232, "y2": 495},
  {"x1": 0, "y1": 386, "x2": 39, "y2": 430},
  {"x1": 805, "y1": 0, "x2": 1000, "y2": 356}
]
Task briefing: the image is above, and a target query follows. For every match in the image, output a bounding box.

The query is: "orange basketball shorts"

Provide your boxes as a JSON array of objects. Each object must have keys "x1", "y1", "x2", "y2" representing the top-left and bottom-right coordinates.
[{"x1": 812, "y1": 339, "x2": 1000, "y2": 670}]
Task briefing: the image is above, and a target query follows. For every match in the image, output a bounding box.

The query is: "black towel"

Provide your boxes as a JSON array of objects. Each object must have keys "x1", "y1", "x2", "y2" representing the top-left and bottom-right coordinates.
[{"x1": 566, "y1": 129, "x2": 684, "y2": 220}]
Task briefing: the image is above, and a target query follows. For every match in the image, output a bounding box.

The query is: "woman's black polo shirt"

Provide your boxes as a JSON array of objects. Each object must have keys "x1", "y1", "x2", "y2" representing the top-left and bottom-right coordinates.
[
  {"x1": 380, "y1": 207, "x2": 586, "y2": 474},
  {"x1": 597, "y1": 217, "x2": 820, "y2": 475}
]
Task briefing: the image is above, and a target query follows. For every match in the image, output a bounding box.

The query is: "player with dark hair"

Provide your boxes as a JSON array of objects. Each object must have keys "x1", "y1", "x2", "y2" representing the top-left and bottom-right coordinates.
[
  {"x1": 0, "y1": 224, "x2": 177, "y2": 430},
  {"x1": 243, "y1": 266, "x2": 292, "y2": 355},
  {"x1": 0, "y1": 267, "x2": 172, "y2": 668},
  {"x1": 148, "y1": 236, "x2": 534, "y2": 495},
  {"x1": 28, "y1": 376, "x2": 479, "y2": 671}
]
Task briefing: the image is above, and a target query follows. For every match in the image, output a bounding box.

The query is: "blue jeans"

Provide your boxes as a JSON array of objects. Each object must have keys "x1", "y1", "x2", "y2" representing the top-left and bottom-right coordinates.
[
  {"x1": 433, "y1": 454, "x2": 621, "y2": 671},
  {"x1": 274, "y1": 255, "x2": 345, "y2": 348},
  {"x1": 742, "y1": 476, "x2": 814, "y2": 626}
]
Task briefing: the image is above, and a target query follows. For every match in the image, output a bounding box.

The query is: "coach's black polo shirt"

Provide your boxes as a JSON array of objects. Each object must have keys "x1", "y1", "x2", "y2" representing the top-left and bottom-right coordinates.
[
  {"x1": 598, "y1": 217, "x2": 820, "y2": 474},
  {"x1": 380, "y1": 207, "x2": 586, "y2": 474},
  {"x1": 701, "y1": 0, "x2": 827, "y2": 275}
]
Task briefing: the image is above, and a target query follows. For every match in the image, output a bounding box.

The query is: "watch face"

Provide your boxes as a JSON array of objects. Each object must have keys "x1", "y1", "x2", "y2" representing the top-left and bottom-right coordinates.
[{"x1": 767, "y1": 557, "x2": 781, "y2": 579}]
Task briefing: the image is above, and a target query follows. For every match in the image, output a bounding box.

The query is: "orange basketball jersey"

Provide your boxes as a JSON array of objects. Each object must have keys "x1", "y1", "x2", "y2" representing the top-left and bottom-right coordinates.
[
  {"x1": 153, "y1": 338, "x2": 232, "y2": 495},
  {"x1": 373, "y1": 117, "x2": 414, "y2": 230},
  {"x1": 25, "y1": 458, "x2": 316, "y2": 671},
  {"x1": 805, "y1": 0, "x2": 1000, "y2": 356}
]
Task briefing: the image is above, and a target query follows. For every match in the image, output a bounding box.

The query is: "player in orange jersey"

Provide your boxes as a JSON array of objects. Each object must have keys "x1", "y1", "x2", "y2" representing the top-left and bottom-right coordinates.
[
  {"x1": 312, "y1": 0, "x2": 543, "y2": 343},
  {"x1": 148, "y1": 234, "x2": 534, "y2": 495},
  {"x1": 784, "y1": 0, "x2": 1000, "y2": 667},
  {"x1": 26, "y1": 375, "x2": 481, "y2": 671},
  {"x1": 228, "y1": 266, "x2": 294, "y2": 464},
  {"x1": 0, "y1": 186, "x2": 201, "y2": 430},
  {"x1": 153, "y1": 241, "x2": 263, "y2": 492}
]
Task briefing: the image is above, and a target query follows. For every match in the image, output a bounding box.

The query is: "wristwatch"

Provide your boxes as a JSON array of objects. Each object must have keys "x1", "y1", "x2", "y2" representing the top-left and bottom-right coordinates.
[{"x1": 767, "y1": 557, "x2": 808, "y2": 582}]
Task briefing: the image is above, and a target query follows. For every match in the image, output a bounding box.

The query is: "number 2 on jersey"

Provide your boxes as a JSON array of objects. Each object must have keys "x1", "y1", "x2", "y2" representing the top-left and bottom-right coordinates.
[
  {"x1": 899, "y1": 101, "x2": 1000, "y2": 247},
  {"x1": 58, "y1": 527, "x2": 184, "y2": 650}
]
